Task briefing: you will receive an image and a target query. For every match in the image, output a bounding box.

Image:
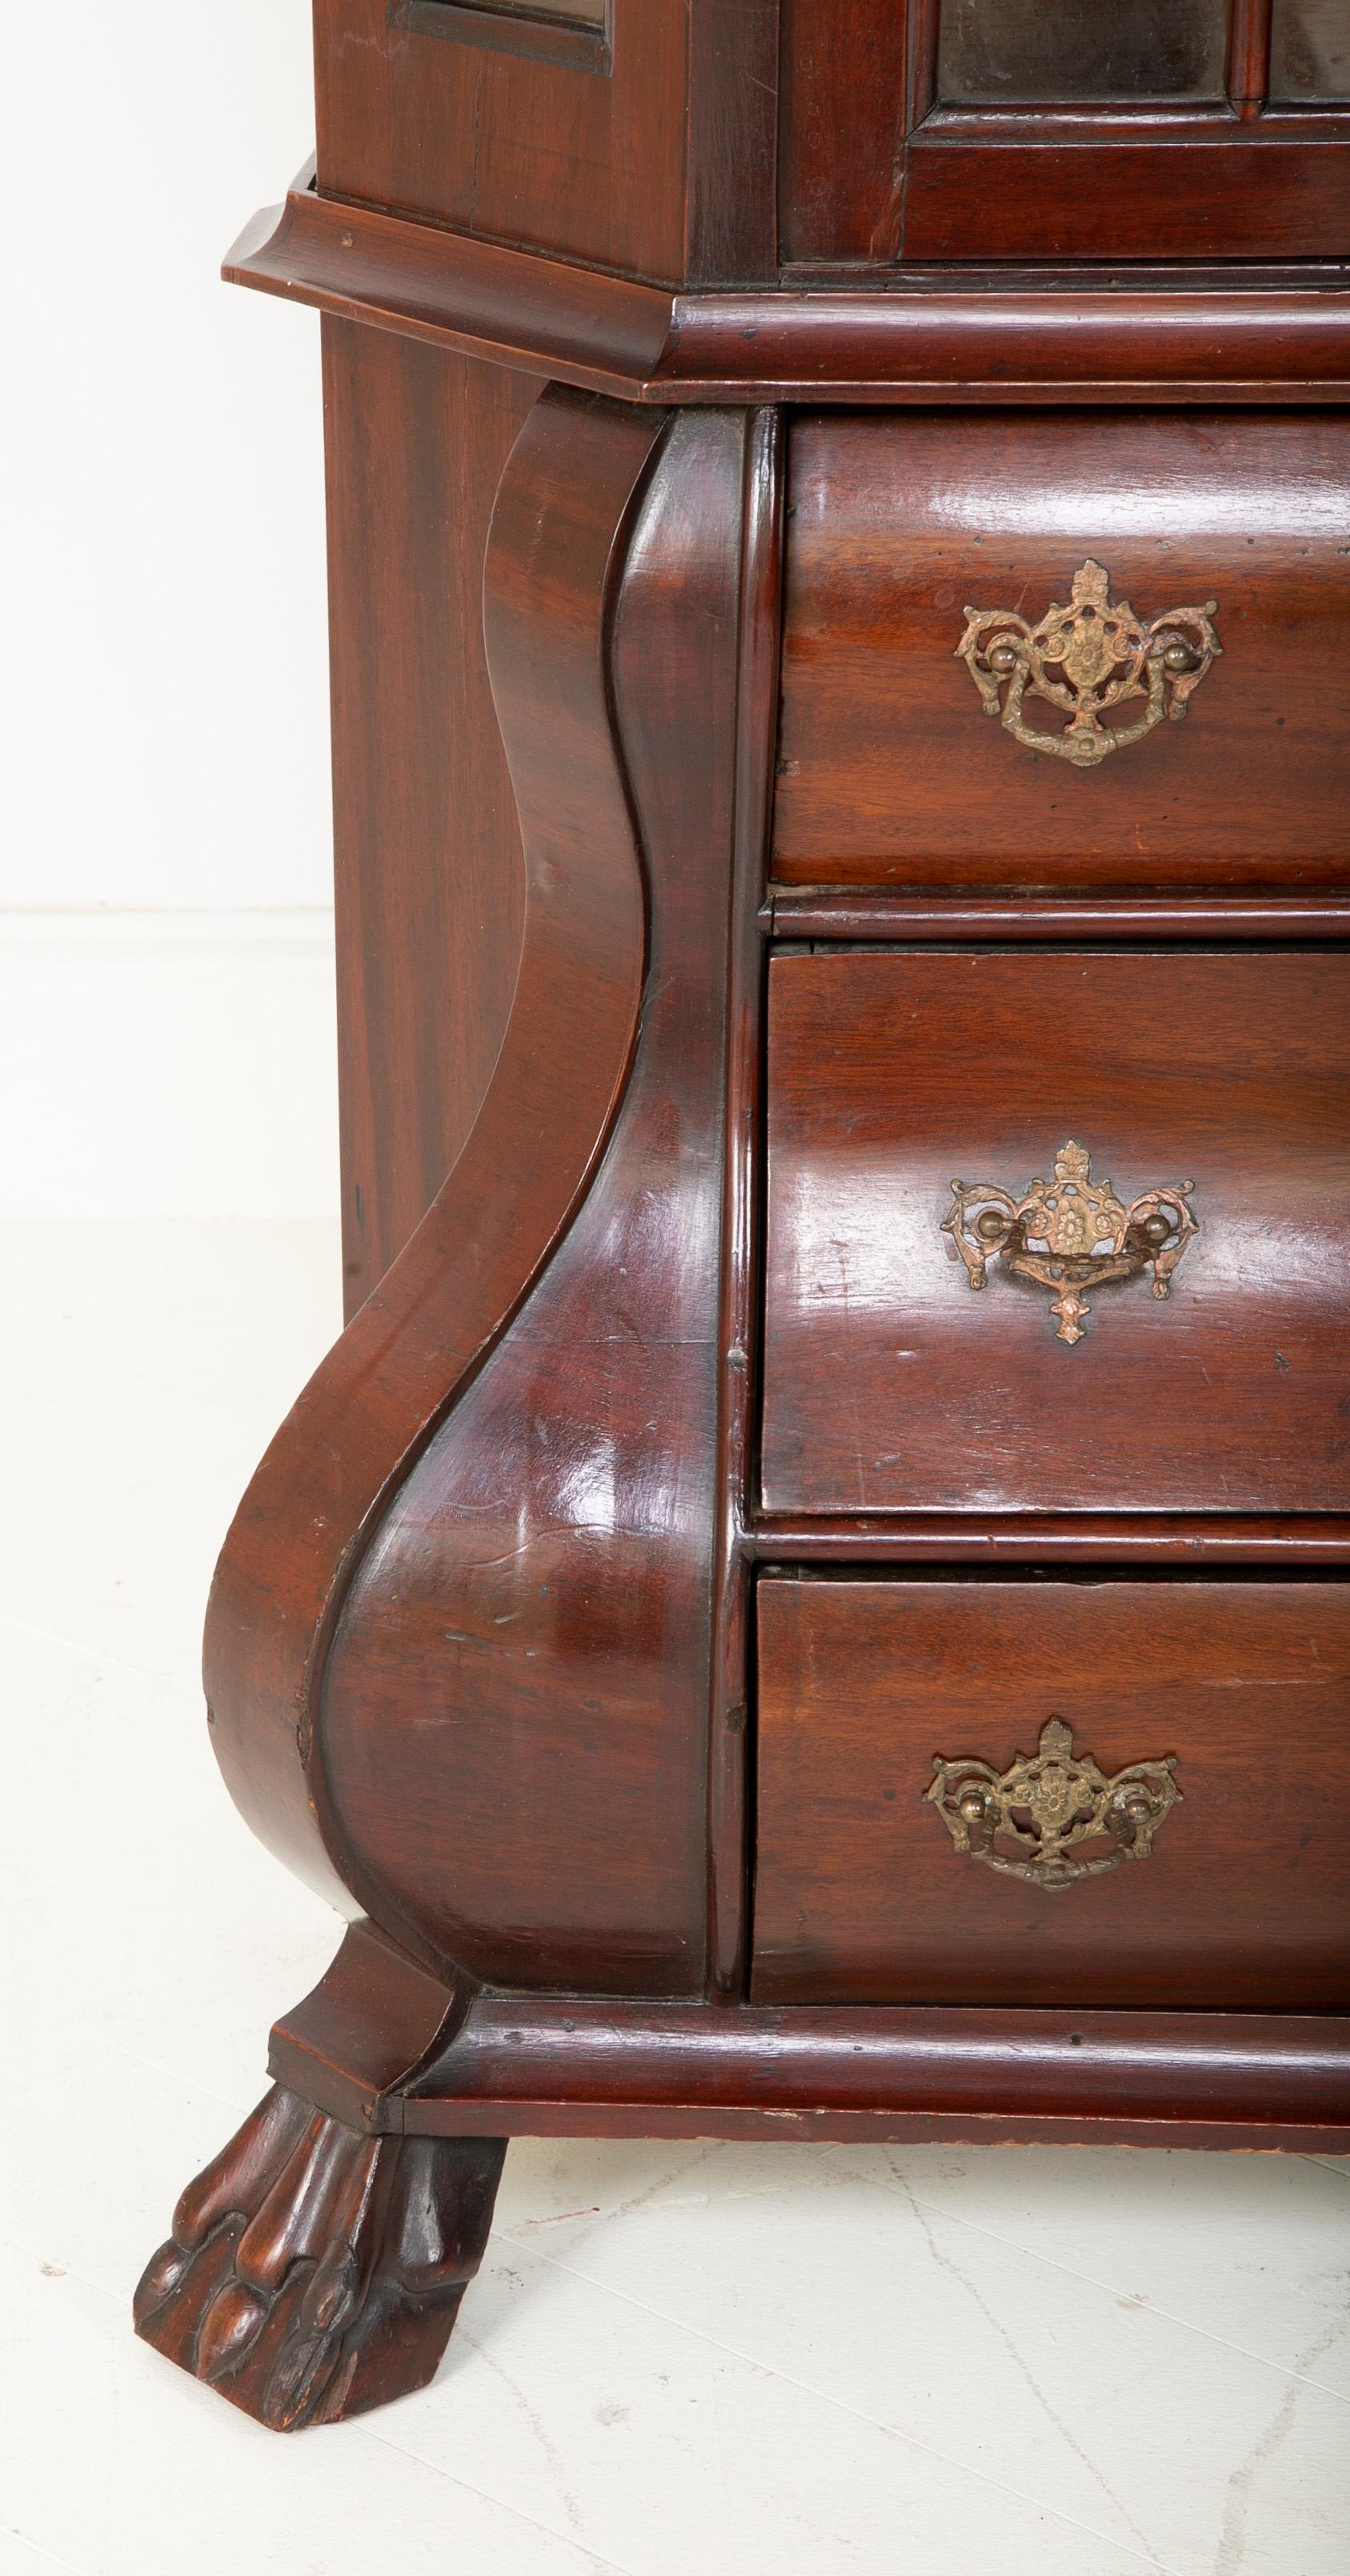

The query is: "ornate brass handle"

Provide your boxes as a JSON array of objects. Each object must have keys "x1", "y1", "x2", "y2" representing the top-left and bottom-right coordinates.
[
  {"x1": 925, "y1": 1719, "x2": 1180, "y2": 1893},
  {"x1": 942, "y1": 1139, "x2": 1197, "y2": 1345},
  {"x1": 955, "y1": 559, "x2": 1220, "y2": 768}
]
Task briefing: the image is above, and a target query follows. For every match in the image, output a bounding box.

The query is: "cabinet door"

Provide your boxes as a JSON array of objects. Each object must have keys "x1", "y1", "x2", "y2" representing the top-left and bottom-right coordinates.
[{"x1": 780, "y1": 0, "x2": 1350, "y2": 262}]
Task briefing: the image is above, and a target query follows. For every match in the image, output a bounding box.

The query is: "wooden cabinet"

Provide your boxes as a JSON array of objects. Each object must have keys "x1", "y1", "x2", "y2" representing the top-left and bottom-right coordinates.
[{"x1": 135, "y1": 0, "x2": 1350, "y2": 2438}]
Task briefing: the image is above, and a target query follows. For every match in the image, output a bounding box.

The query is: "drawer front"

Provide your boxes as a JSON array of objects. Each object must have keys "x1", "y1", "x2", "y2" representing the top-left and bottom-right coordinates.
[
  {"x1": 752, "y1": 1577, "x2": 1350, "y2": 2010},
  {"x1": 772, "y1": 412, "x2": 1350, "y2": 891},
  {"x1": 761, "y1": 948, "x2": 1350, "y2": 1515}
]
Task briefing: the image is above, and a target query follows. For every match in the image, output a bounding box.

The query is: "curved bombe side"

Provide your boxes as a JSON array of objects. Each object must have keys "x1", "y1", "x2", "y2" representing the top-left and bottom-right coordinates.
[
  {"x1": 199, "y1": 388, "x2": 668, "y2": 1953},
  {"x1": 318, "y1": 406, "x2": 757, "y2": 1995}
]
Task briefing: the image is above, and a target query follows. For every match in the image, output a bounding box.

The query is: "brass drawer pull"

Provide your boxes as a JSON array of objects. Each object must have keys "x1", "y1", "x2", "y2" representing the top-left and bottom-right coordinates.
[
  {"x1": 955, "y1": 558, "x2": 1220, "y2": 768},
  {"x1": 943, "y1": 1138, "x2": 1198, "y2": 1345},
  {"x1": 925, "y1": 1719, "x2": 1181, "y2": 1893}
]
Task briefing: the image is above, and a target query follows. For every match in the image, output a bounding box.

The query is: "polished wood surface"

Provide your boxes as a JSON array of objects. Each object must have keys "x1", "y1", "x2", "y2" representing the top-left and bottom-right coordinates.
[
  {"x1": 779, "y1": 0, "x2": 1350, "y2": 265},
  {"x1": 774, "y1": 411, "x2": 1350, "y2": 888},
  {"x1": 325, "y1": 326, "x2": 540, "y2": 1309},
  {"x1": 264, "y1": 1930, "x2": 1350, "y2": 2152},
  {"x1": 753, "y1": 1577, "x2": 1350, "y2": 2009},
  {"x1": 762, "y1": 949, "x2": 1350, "y2": 1515},
  {"x1": 767, "y1": 892, "x2": 1350, "y2": 942},
  {"x1": 318, "y1": 406, "x2": 755, "y2": 1992},
  {"x1": 201, "y1": 389, "x2": 663, "y2": 1930},
  {"x1": 227, "y1": 186, "x2": 1350, "y2": 405},
  {"x1": 903, "y1": 130, "x2": 1350, "y2": 265},
  {"x1": 141, "y1": 0, "x2": 1350, "y2": 2436},
  {"x1": 314, "y1": 0, "x2": 778, "y2": 288}
]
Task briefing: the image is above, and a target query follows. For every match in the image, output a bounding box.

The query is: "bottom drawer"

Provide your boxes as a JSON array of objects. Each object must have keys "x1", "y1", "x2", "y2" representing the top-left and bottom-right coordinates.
[{"x1": 751, "y1": 1577, "x2": 1350, "y2": 2012}]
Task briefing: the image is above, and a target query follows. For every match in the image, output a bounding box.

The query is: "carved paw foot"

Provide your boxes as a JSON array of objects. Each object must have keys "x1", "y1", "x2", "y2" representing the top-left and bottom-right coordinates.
[{"x1": 134, "y1": 2084, "x2": 506, "y2": 2430}]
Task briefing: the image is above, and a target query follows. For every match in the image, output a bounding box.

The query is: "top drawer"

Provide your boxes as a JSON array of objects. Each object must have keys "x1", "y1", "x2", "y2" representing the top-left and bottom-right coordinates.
[{"x1": 772, "y1": 412, "x2": 1350, "y2": 894}]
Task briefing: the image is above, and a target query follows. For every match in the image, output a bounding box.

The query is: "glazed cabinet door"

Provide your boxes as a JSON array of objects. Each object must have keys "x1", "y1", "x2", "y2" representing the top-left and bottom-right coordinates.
[{"x1": 780, "y1": 0, "x2": 1350, "y2": 261}]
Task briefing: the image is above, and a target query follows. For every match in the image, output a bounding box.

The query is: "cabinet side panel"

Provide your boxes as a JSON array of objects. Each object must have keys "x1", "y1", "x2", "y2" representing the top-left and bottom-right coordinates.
[
  {"x1": 314, "y1": 0, "x2": 691, "y2": 286},
  {"x1": 323, "y1": 322, "x2": 542, "y2": 1312}
]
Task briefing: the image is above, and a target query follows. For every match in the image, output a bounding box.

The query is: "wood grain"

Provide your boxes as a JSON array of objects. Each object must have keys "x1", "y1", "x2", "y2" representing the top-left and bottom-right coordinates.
[
  {"x1": 135, "y1": 2084, "x2": 504, "y2": 2430},
  {"x1": 323, "y1": 325, "x2": 541, "y2": 1312},
  {"x1": 226, "y1": 186, "x2": 1350, "y2": 403},
  {"x1": 402, "y1": 1989, "x2": 1350, "y2": 2149},
  {"x1": 318, "y1": 410, "x2": 755, "y2": 1992},
  {"x1": 762, "y1": 949, "x2": 1350, "y2": 1516},
  {"x1": 267, "y1": 1940, "x2": 1350, "y2": 2149},
  {"x1": 316, "y1": 0, "x2": 691, "y2": 283},
  {"x1": 752, "y1": 1577, "x2": 1350, "y2": 2009},
  {"x1": 201, "y1": 388, "x2": 664, "y2": 1932},
  {"x1": 903, "y1": 127, "x2": 1350, "y2": 264},
  {"x1": 774, "y1": 410, "x2": 1350, "y2": 887}
]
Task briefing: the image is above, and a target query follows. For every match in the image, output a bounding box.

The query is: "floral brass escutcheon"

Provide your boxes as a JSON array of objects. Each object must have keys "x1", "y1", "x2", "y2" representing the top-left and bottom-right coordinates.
[
  {"x1": 925, "y1": 1718, "x2": 1181, "y2": 1892},
  {"x1": 942, "y1": 1139, "x2": 1198, "y2": 1344},
  {"x1": 955, "y1": 558, "x2": 1220, "y2": 767}
]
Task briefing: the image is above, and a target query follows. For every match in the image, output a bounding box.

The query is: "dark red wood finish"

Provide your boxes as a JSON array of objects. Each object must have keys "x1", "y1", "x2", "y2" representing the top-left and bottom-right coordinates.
[
  {"x1": 227, "y1": 186, "x2": 1350, "y2": 406},
  {"x1": 138, "y1": 0, "x2": 1350, "y2": 2439},
  {"x1": 773, "y1": 411, "x2": 1350, "y2": 890},
  {"x1": 779, "y1": 0, "x2": 1350, "y2": 266},
  {"x1": 263, "y1": 1925, "x2": 1350, "y2": 2152},
  {"x1": 761, "y1": 948, "x2": 1350, "y2": 1516},
  {"x1": 317, "y1": 403, "x2": 759, "y2": 1993},
  {"x1": 324, "y1": 325, "x2": 541, "y2": 1309},
  {"x1": 752, "y1": 1576, "x2": 1350, "y2": 2009},
  {"x1": 135, "y1": 2087, "x2": 504, "y2": 2428},
  {"x1": 314, "y1": 0, "x2": 778, "y2": 287},
  {"x1": 201, "y1": 389, "x2": 665, "y2": 1928}
]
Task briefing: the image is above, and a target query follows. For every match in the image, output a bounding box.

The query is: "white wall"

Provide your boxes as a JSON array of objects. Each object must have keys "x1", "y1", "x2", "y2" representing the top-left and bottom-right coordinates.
[{"x1": 3, "y1": 0, "x2": 331, "y2": 914}]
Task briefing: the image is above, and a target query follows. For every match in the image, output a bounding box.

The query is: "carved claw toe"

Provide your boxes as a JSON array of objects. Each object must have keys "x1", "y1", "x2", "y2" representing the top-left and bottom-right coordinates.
[{"x1": 134, "y1": 2084, "x2": 506, "y2": 2431}]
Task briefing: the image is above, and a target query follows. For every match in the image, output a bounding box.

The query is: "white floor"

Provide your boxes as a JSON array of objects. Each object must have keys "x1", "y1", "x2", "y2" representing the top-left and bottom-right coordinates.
[{"x1": 2, "y1": 925, "x2": 1348, "y2": 2576}]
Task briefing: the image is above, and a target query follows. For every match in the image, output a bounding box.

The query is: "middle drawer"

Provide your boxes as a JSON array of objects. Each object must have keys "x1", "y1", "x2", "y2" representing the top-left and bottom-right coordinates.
[{"x1": 760, "y1": 946, "x2": 1350, "y2": 1516}]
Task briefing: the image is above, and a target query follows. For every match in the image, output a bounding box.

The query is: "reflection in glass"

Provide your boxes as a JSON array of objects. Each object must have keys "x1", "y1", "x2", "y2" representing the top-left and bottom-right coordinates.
[
  {"x1": 1271, "y1": 0, "x2": 1350, "y2": 98},
  {"x1": 935, "y1": 0, "x2": 1229, "y2": 105}
]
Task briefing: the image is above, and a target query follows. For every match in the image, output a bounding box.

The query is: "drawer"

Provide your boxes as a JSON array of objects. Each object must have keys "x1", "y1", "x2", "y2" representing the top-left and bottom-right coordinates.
[
  {"x1": 772, "y1": 411, "x2": 1350, "y2": 893},
  {"x1": 751, "y1": 1576, "x2": 1350, "y2": 2010},
  {"x1": 761, "y1": 947, "x2": 1350, "y2": 1516}
]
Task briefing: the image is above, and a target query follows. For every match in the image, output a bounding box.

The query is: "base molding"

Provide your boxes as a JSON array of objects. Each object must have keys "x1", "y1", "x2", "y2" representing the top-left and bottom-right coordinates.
[{"x1": 266, "y1": 1929, "x2": 1350, "y2": 2153}]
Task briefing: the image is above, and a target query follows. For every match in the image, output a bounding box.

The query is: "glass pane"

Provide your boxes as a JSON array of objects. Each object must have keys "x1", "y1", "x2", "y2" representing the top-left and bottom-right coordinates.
[
  {"x1": 936, "y1": 0, "x2": 1229, "y2": 105},
  {"x1": 1271, "y1": 0, "x2": 1350, "y2": 98}
]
